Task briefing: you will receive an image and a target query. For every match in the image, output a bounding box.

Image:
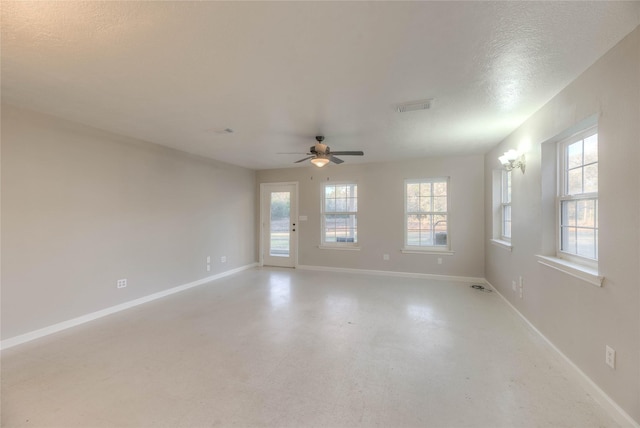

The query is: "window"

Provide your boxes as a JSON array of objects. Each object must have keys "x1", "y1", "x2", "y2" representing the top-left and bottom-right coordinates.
[
  {"x1": 322, "y1": 183, "x2": 357, "y2": 245},
  {"x1": 405, "y1": 178, "x2": 449, "y2": 249},
  {"x1": 501, "y1": 170, "x2": 512, "y2": 240},
  {"x1": 558, "y1": 128, "x2": 598, "y2": 263}
]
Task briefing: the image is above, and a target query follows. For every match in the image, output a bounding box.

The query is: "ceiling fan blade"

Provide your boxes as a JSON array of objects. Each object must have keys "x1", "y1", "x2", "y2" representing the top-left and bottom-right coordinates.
[
  {"x1": 278, "y1": 152, "x2": 309, "y2": 155},
  {"x1": 330, "y1": 156, "x2": 344, "y2": 164},
  {"x1": 294, "y1": 156, "x2": 314, "y2": 163},
  {"x1": 329, "y1": 151, "x2": 364, "y2": 156}
]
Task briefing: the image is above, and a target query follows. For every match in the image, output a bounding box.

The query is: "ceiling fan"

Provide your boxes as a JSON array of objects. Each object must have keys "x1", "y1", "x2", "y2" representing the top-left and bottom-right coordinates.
[{"x1": 289, "y1": 136, "x2": 364, "y2": 167}]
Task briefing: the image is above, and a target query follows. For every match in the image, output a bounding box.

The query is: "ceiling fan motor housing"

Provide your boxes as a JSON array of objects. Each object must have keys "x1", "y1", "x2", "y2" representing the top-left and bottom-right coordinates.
[{"x1": 311, "y1": 143, "x2": 329, "y2": 154}]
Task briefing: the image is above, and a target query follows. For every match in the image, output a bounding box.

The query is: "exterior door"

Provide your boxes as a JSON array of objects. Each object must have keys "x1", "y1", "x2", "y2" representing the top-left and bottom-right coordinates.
[{"x1": 261, "y1": 183, "x2": 297, "y2": 267}]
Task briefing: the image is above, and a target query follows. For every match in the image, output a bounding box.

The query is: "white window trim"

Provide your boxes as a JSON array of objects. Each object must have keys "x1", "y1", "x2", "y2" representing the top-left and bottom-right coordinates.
[
  {"x1": 321, "y1": 182, "x2": 359, "y2": 248},
  {"x1": 556, "y1": 126, "x2": 598, "y2": 268},
  {"x1": 318, "y1": 245, "x2": 361, "y2": 251},
  {"x1": 536, "y1": 255, "x2": 603, "y2": 287},
  {"x1": 401, "y1": 248, "x2": 455, "y2": 255},
  {"x1": 501, "y1": 170, "x2": 512, "y2": 242},
  {"x1": 403, "y1": 177, "x2": 451, "y2": 253},
  {"x1": 489, "y1": 170, "x2": 513, "y2": 251},
  {"x1": 490, "y1": 238, "x2": 512, "y2": 252}
]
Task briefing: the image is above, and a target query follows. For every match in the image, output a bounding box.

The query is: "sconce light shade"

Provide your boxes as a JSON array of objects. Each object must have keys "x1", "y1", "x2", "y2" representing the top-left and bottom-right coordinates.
[
  {"x1": 499, "y1": 149, "x2": 526, "y2": 173},
  {"x1": 310, "y1": 157, "x2": 330, "y2": 167}
]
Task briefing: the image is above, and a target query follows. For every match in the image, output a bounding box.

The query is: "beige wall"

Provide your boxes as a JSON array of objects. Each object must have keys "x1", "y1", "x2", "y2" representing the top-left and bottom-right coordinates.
[
  {"x1": 1, "y1": 105, "x2": 257, "y2": 339},
  {"x1": 484, "y1": 27, "x2": 640, "y2": 421},
  {"x1": 2, "y1": 23, "x2": 638, "y2": 425},
  {"x1": 257, "y1": 154, "x2": 485, "y2": 279}
]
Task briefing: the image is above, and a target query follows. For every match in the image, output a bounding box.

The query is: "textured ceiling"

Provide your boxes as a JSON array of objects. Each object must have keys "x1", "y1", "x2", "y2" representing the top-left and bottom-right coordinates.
[{"x1": 2, "y1": 1, "x2": 639, "y2": 169}]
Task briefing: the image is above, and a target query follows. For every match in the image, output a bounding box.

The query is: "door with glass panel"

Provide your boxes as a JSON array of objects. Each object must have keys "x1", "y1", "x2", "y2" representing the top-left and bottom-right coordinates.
[{"x1": 261, "y1": 183, "x2": 297, "y2": 268}]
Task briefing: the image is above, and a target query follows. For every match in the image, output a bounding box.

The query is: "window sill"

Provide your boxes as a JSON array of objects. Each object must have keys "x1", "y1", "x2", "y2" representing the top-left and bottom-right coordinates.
[
  {"x1": 401, "y1": 248, "x2": 455, "y2": 256},
  {"x1": 318, "y1": 245, "x2": 361, "y2": 251},
  {"x1": 536, "y1": 255, "x2": 603, "y2": 287},
  {"x1": 490, "y1": 239, "x2": 512, "y2": 252}
]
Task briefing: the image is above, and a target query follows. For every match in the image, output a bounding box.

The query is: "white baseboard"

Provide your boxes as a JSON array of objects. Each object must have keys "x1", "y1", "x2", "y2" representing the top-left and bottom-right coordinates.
[
  {"x1": 0, "y1": 263, "x2": 258, "y2": 351},
  {"x1": 296, "y1": 264, "x2": 485, "y2": 284},
  {"x1": 485, "y1": 280, "x2": 639, "y2": 428}
]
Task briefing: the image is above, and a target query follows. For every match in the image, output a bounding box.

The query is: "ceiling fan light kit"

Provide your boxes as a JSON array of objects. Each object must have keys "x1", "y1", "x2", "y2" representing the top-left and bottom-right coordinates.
[
  {"x1": 310, "y1": 157, "x2": 330, "y2": 168},
  {"x1": 288, "y1": 136, "x2": 364, "y2": 167}
]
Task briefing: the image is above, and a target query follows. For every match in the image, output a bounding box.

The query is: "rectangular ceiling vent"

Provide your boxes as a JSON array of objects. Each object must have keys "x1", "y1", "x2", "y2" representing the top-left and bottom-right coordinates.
[{"x1": 395, "y1": 99, "x2": 433, "y2": 113}]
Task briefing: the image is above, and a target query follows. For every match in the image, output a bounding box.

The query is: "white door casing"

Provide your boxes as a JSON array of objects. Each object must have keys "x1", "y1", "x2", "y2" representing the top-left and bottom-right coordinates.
[{"x1": 260, "y1": 182, "x2": 298, "y2": 268}]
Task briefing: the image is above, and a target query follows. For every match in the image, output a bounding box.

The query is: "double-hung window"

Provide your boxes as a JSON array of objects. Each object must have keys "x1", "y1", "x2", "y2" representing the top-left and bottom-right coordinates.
[
  {"x1": 322, "y1": 183, "x2": 358, "y2": 246},
  {"x1": 405, "y1": 178, "x2": 449, "y2": 250},
  {"x1": 501, "y1": 170, "x2": 512, "y2": 240},
  {"x1": 558, "y1": 128, "x2": 598, "y2": 264}
]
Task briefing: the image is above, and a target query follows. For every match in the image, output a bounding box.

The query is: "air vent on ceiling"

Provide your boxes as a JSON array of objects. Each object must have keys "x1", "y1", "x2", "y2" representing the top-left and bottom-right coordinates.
[{"x1": 395, "y1": 99, "x2": 434, "y2": 113}]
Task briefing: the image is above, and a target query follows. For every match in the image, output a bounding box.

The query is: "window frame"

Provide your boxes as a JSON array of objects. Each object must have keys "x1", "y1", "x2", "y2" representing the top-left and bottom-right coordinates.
[
  {"x1": 501, "y1": 170, "x2": 512, "y2": 241},
  {"x1": 557, "y1": 126, "x2": 598, "y2": 268},
  {"x1": 403, "y1": 177, "x2": 451, "y2": 253},
  {"x1": 320, "y1": 182, "x2": 359, "y2": 248}
]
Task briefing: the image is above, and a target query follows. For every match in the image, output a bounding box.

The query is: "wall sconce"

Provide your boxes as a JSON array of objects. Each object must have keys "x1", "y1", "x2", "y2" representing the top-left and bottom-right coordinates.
[{"x1": 499, "y1": 149, "x2": 526, "y2": 173}]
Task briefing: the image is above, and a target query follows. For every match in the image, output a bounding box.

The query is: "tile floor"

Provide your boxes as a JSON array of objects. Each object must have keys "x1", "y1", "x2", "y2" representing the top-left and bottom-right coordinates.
[{"x1": 1, "y1": 267, "x2": 621, "y2": 427}]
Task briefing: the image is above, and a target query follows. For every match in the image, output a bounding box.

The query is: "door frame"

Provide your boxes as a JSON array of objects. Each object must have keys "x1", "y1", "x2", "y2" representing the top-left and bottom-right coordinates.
[{"x1": 259, "y1": 182, "x2": 299, "y2": 268}]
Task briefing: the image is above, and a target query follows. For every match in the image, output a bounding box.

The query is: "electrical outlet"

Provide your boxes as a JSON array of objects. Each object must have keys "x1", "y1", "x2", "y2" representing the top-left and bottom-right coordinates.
[
  {"x1": 437, "y1": 257, "x2": 443, "y2": 265},
  {"x1": 207, "y1": 264, "x2": 211, "y2": 272},
  {"x1": 519, "y1": 276, "x2": 524, "y2": 298},
  {"x1": 605, "y1": 345, "x2": 616, "y2": 369},
  {"x1": 512, "y1": 280, "x2": 517, "y2": 291},
  {"x1": 220, "y1": 256, "x2": 227, "y2": 263},
  {"x1": 117, "y1": 279, "x2": 127, "y2": 289},
  {"x1": 206, "y1": 256, "x2": 211, "y2": 264},
  {"x1": 383, "y1": 254, "x2": 389, "y2": 261}
]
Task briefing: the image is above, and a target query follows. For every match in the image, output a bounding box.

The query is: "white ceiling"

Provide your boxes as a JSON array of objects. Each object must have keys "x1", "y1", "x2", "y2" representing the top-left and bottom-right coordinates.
[{"x1": 2, "y1": 1, "x2": 639, "y2": 170}]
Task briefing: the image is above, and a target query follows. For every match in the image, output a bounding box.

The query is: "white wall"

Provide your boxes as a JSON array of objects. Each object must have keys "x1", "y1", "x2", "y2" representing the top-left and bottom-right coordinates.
[
  {"x1": 1, "y1": 105, "x2": 257, "y2": 339},
  {"x1": 484, "y1": 27, "x2": 640, "y2": 422},
  {"x1": 257, "y1": 154, "x2": 484, "y2": 279}
]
